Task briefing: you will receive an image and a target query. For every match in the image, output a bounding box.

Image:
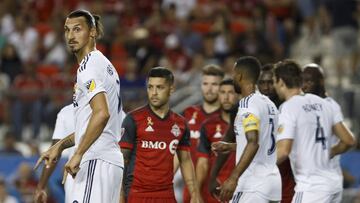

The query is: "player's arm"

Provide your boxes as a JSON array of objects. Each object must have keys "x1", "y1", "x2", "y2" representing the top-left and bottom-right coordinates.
[
  {"x1": 208, "y1": 109, "x2": 236, "y2": 197},
  {"x1": 74, "y1": 92, "x2": 109, "y2": 156},
  {"x1": 119, "y1": 114, "x2": 137, "y2": 203},
  {"x1": 276, "y1": 139, "x2": 293, "y2": 165},
  {"x1": 219, "y1": 113, "x2": 260, "y2": 201},
  {"x1": 196, "y1": 126, "x2": 211, "y2": 191},
  {"x1": 330, "y1": 122, "x2": 356, "y2": 158}
]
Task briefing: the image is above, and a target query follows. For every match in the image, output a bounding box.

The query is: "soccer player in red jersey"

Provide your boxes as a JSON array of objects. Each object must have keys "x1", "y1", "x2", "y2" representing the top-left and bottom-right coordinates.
[
  {"x1": 182, "y1": 64, "x2": 224, "y2": 202},
  {"x1": 119, "y1": 67, "x2": 202, "y2": 203},
  {"x1": 196, "y1": 79, "x2": 238, "y2": 203}
]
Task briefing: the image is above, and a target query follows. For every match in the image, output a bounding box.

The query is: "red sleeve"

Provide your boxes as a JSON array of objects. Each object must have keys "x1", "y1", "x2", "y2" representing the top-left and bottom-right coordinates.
[{"x1": 119, "y1": 114, "x2": 137, "y2": 149}]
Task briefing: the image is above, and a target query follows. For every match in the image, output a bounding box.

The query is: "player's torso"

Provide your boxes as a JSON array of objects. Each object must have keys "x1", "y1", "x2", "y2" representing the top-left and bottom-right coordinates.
[
  {"x1": 234, "y1": 93, "x2": 280, "y2": 194},
  {"x1": 72, "y1": 51, "x2": 123, "y2": 165},
  {"x1": 131, "y1": 107, "x2": 187, "y2": 191},
  {"x1": 285, "y1": 94, "x2": 341, "y2": 192},
  {"x1": 183, "y1": 105, "x2": 220, "y2": 162},
  {"x1": 204, "y1": 117, "x2": 235, "y2": 183}
]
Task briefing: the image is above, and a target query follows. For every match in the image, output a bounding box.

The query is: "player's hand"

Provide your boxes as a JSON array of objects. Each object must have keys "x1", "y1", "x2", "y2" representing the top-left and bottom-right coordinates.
[
  {"x1": 219, "y1": 176, "x2": 237, "y2": 201},
  {"x1": 208, "y1": 178, "x2": 221, "y2": 200},
  {"x1": 62, "y1": 153, "x2": 82, "y2": 184},
  {"x1": 34, "y1": 144, "x2": 62, "y2": 170},
  {"x1": 34, "y1": 188, "x2": 47, "y2": 203},
  {"x1": 211, "y1": 141, "x2": 236, "y2": 155}
]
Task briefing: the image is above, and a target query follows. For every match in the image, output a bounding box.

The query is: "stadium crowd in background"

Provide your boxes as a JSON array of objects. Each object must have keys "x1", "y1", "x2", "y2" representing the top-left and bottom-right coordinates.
[{"x1": 0, "y1": 0, "x2": 360, "y2": 202}]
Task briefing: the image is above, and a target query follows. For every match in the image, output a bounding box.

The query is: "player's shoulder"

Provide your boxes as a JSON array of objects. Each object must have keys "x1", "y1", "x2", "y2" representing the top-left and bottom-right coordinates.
[
  {"x1": 183, "y1": 105, "x2": 201, "y2": 114},
  {"x1": 128, "y1": 105, "x2": 149, "y2": 118},
  {"x1": 324, "y1": 96, "x2": 340, "y2": 108},
  {"x1": 58, "y1": 104, "x2": 74, "y2": 117},
  {"x1": 238, "y1": 93, "x2": 256, "y2": 108},
  {"x1": 170, "y1": 110, "x2": 188, "y2": 125},
  {"x1": 202, "y1": 114, "x2": 221, "y2": 126},
  {"x1": 78, "y1": 51, "x2": 108, "y2": 74}
]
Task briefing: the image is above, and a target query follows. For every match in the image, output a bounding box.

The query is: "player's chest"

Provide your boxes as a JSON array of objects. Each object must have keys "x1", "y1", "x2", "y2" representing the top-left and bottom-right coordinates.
[
  {"x1": 206, "y1": 122, "x2": 228, "y2": 142},
  {"x1": 185, "y1": 110, "x2": 208, "y2": 139}
]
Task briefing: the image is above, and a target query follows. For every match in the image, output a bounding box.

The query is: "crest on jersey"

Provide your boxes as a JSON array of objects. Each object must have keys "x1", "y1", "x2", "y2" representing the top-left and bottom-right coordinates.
[
  {"x1": 171, "y1": 124, "x2": 181, "y2": 137},
  {"x1": 188, "y1": 112, "x2": 198, "y2": 124},
  {"x1": 277, "y1": 124, "x2": 284, "y2": 134},
  {"x1": 213, "y1": 124, "x2": 222, "y2": 138},
  {"x1": 145, "y1": 117, "x2": 154, "y2": 132},
  {"x1": 85, "y1": 79, "x2": 96, "y2": 92}
]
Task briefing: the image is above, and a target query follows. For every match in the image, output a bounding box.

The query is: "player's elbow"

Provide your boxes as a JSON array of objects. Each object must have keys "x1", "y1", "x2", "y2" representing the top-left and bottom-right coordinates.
[{"x1": 343, "y1": 136, "x2": 357, "y2": 148}]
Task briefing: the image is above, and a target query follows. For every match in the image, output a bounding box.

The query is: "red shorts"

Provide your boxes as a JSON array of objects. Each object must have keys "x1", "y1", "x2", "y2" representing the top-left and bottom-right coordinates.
[{"x1": 127, "y1": 195, "x2": 177, "y2": 203}]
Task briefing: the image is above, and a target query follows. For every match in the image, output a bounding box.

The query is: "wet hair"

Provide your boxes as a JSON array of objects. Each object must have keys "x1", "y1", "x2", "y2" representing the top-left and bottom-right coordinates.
[
  {"x1": 234, "y1": 56, "x2": 261, "y2": 83},
  {"x1": 202, "y1": 64, "x2": 225, "y2": 78},
  {"x1": 67, "y1": 10, "x2": 104, "y2": 39},
  {"x1": 274, "y1": 59, "x2": 302, "y2": 88},
  {"x1": 147, "y1": 67, "x2": 174, "y2": 85},
  {"x1": 220, "y1": 78, "x2": 234, "y2": 87}
]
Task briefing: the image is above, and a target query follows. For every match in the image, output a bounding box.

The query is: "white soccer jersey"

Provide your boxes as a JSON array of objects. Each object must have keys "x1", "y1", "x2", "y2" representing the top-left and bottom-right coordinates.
[
  {"x1": 277, "y1": 93, "x2": 342, "y2": 193},
  {"x1": 234, "y1": 93, "x2": 281, "y2": 200},
  {"x1": 52, "y1": 104, "x2": 74, "y2": 140},
  {"x1": 325, "y1": 97, "x2": 344, "y2": 185},
  {"x1": 73, "y1": 50, "x2": 123, "y2": 167}
]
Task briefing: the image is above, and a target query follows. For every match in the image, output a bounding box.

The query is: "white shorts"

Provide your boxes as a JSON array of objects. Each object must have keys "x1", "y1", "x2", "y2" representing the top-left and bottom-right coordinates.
[
  {"x1": 64, "y1": 172, "x2": 74, "y2": 203},
  {"x1": 66, "y1": 159, "x2": 123, "y2": 203},
  {"x1": 292, "y1": 191, "x2": 342, "y2": 203},
  {"x1": 230, "y1": 191, "x2": 280, "y2": 203}
]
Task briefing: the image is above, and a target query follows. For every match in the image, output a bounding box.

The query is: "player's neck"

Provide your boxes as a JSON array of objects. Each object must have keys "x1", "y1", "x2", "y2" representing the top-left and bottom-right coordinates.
[
  {"x1": 241, "y1": 83, "x2": 256, "y2": 97},
  {"x1": 150, "y1": 104, "x2": 170, "y2": 119},
  {"x1": 284, "y1": 88, "x2": 302, "y2": 101},
  {"x1": 221, "y1": 111, "x2": 230, "y2": 123},
  {"x1": 75, "y1": 43, "x2": 96, "y2": 64},
  {"x1": 202, "y1": 101, "x2": 220, "y2": 114}
]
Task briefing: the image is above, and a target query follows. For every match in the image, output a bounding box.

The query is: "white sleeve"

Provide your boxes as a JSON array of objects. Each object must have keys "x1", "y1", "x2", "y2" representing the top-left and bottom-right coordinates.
[
  {"x1": 78, "y1": 60, "x2": 106, "y2": 104},
  {"x1": 52, "y1": 111, "x2": 67, "y2": 140},
  {"x1": 330, "y1": 100, "x2": 344, "y2": 124},
  {"x1": 277, "y1": 103, "x2": 296, "y2": 141}
]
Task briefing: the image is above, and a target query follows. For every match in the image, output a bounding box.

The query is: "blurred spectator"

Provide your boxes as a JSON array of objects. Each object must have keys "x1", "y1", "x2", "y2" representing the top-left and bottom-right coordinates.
[
  {"x1": 0, "y1": 131, "x2": 22, "y2": 155},
  {"x1": 175, "y1": 17, "x2": 203, "y2": 56},
  {"x1": 0, "y1": 66, "x2": 10, "y2": 100},
  {"x1": 0, "y1": 177, "x2": 18, "y2": 203},
  {"x1": 162, "y1": 0, "x2": 196, "y2": 20},
  {"x1": 164, "y1": 33, "x2": 191, "y2": 72},
  {"x1": 42, "y1": 15, "x2": 68, "y2": 67},
  {"x1": 120, "y1": 58, "x2": 146, "y2": 112},
  {"x1": 127, "y1": 27, "x2": 160, "y2": 74},
  {"x1": 10, "y1": 62, "x2": 45, "y2": 141},
  {"x1": 211, "y1": 11, "x2": 233, "y2": 63},
  {"x1": 320, "y1": 0, "x2": 360, "y2": 84},
  {"x1": 7, "y1": 15, "x2": 39, "y2": 63},
  {"x1": 0, "y1": 43, "x2": 22, "y2": 83},
  {"x1": 0, "y1": 0, "x2": 15, "y2": 37},
  {"x1": 13, "y1": 163, "x2": 38, "y2": 203}
]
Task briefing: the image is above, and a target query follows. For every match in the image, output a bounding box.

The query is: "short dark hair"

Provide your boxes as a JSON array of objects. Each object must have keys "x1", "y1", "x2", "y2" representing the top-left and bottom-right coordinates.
[
  {"x1": 261, "y1": 63, "x2": 274, "y2": 72},
  {"x1": 303, "y1": 63, "x2": 325, "y2": 80},
  {"x1": 234, "y1": 56, "x2": 261, "y2": 83},
  {"x1": 274, "y1": 59, "x2": 302, "y2": 88},
  {"x1": 202, "y1": 64, "x2": 225, "y2": 78},
  {"x1": 220, "y1": 78, "x2": 234, "y2": 87},
  {"x1": 147, "y1": 67, "x2": 174, "y2": 85},
  {"x1": 67, "y1": 10, "x2": 104, "y2": 39}
]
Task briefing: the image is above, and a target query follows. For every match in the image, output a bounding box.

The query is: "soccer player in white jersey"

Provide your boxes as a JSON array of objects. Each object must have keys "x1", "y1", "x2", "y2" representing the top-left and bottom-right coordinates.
[
  {"x1": 35, "y1": 10, "x2": 124, "y2": 203},
  {"x1": 214, "y1": 56, "x2": 281, "y2": 202},
  {"x1": 302, "y1": 63, "x2": 356, "y2": 202},
  {"x1": 34, "y1": 104, "x2": 75, "y2": 203},
  {"x1": 274, "y1": 60, "x2": 356, "y2": 203}
]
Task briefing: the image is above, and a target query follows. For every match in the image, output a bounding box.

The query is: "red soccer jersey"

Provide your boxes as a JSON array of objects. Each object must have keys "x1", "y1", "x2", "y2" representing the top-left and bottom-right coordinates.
[
  {"x1": 183, "y1": 105, "x2": 220, "y2": 164},
  {"x1": 279, "y1": 159, "x2": 295, "y2": 203},
  {"x1": 120, "y1": 105, "x2": 190, "y2": 198},
  {"x1": 197, "y1": 115, "x2": 236, "y2": 202}
]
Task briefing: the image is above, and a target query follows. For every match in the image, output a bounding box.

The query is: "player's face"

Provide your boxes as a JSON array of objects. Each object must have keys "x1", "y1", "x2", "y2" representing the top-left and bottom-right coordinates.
[
  {"x1": 201, "y1": 75, "x2": 221, "y2": 104},
  {"x1": 64, "y1": 17, "x2": 92, "y2": 53},
  {"x1": 232, "y1": 71, "x2": 242, "y2": 94},
  {"x1": 219, "y1": 85, "x2": 238, "y2": 111},
  {"x1": 147, "y1": 77, "x2": 173, "y2": 109},
  {"x1": 258, "y1": 71, "x2": 276, "y2": 97},
  {"x1": 273, "y1": 76, "x2": 285, "y2": 100}
]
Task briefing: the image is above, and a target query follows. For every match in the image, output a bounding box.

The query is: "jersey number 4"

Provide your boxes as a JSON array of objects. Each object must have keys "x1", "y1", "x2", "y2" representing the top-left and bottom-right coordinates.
[
  {"x1": 315, "y1": 116, "x2": 326, "y2": 149},
  {"x1": 267, "y1": 118, "x2": 276, "y2": 155}
]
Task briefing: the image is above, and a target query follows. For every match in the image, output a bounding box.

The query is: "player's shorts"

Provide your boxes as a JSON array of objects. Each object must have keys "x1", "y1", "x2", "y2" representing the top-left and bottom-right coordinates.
[
  {"x1": 67, "y1": 159, "x2": 123, "y2": 203},
  {"x1": 229, "y1": 191, "x2": 280, "y2": 203},
  {"x1": 292, "y1": 191, "x2": 342, "y2": 203},
  {"x1": 127, "y1": 196, "x2": 177, "y2": 203},
  {"x1": 64, "y1": 172, "x2": 74, "y2": 203}
]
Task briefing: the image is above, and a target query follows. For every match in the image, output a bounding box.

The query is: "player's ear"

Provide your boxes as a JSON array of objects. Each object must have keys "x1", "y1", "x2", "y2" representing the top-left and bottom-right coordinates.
[
  {"x1": 90, "y1": 27, "x2": 97, "y2": 38},
  {"x1": 170, "y1": 84, "x2": 175, "y2": 95}
]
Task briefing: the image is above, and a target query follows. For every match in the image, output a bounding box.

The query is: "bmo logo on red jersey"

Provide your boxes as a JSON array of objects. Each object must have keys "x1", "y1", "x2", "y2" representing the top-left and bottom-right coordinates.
[{"x1": 141, "y1": 140, "x2": 179, "y2": 154}]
